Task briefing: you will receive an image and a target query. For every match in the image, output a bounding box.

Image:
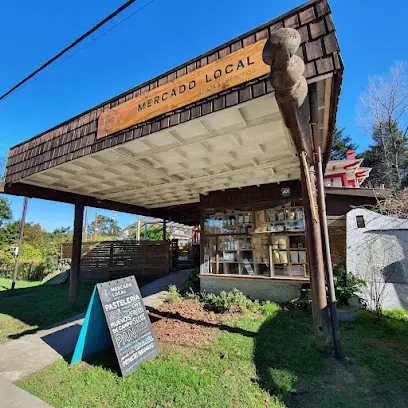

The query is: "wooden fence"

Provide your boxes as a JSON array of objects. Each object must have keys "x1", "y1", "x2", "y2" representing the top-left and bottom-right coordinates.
[{"x1": 60, "y1": 240, "x2": 171, "y2": 285}]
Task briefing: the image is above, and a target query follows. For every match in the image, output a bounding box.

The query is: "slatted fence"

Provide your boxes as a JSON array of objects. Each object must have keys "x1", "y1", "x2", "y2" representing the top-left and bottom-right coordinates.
[{"x1": 60, "y1": 240, "x2": 171, "y2": 285}]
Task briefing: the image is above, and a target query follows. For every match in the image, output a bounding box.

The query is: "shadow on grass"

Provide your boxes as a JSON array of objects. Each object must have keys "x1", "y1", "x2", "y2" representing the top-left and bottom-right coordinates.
[
  {"x1": 253, "y1": 309, "x2": 327, "y2": 402},
  {"x1": 0, "y1": 282, "x2": 94, "y2": 340},
  {"x1": 64, "y1": 346, "x2": 123, "y2": 376}
]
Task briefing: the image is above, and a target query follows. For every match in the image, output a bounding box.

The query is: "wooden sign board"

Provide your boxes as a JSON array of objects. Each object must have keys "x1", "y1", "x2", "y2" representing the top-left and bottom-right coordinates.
[
  {"x1": 97, "y1": 40, "x2": 269, "y2": 139},
  {"x1": 71, "y1": 276, "x2": 159, "y2": 377}
]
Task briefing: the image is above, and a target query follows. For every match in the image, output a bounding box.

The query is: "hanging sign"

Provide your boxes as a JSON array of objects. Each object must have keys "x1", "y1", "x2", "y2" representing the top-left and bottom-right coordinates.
[
  {"x1": 71, "y1": 276, "x2": 159, "y2": 377},
  {"x1": 97, "y1": 39, "x2": 269, "y2": 139}
]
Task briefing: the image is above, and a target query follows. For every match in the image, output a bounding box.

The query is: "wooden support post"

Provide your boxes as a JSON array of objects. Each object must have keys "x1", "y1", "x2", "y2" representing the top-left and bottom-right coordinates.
[
  {"x1": 136, "y1": 219, "x2": 141, "y2": 241},
  {"x1": 93, "y1": 212, "x2": 98, "y2": 241},
  {"x1": 162, "y1": 219, "x2": 167, "y2": 240},
  {"x1": 69, "y1": 204, "x2": 84, "y2": 304},
  {"x1": 84, "y1": 206, "x2": 88, "y2": 242},
  {"x1": 301, "y1": 158, "x2": 331, "y2": 351}
]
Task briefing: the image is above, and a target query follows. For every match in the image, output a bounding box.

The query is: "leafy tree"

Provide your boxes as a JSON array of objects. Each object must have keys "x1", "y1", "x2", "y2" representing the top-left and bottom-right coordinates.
[
  {"x1": 0, "y1": 199, "x2": 15, "y2": 249},
  {"x1": 357, "y1": 62, "x2": 408, "y2": 189},
  {"x1": 88, "y1": 215, "x2": 121, "y2": 239},
  {"x1": 0, "y1": 198, "x2": 12, "y2": 226},
  {"x1": 127, "y1": 224, "x2": 169, "y2": 240},
  {"x1": 330, "y1": 127, "x2": 359, "y2": 160}
]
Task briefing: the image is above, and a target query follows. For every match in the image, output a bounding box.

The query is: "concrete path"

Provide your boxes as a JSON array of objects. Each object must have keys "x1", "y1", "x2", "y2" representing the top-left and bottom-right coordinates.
[
  {"x1": 0, "y1": 378, "x2": 52, "y2": 407},
  {"x1": 0, "y1": 269, "x2": 191, "y2": 384}
]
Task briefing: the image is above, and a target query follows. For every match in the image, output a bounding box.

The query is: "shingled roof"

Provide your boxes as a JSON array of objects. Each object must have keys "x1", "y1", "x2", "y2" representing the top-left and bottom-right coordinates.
[{"x1": 4, "y1": 0, "x2": 342, "y2": 185}]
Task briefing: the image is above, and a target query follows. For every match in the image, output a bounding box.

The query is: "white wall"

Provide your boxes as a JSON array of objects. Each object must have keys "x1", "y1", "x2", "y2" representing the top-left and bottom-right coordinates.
[{"x1": 347, "y1": 208, "x2": 408, "y2": 311}]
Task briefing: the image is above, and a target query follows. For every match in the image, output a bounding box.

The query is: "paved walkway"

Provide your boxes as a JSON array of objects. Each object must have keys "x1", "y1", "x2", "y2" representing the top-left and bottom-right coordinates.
[
  {"x1": 0, "y1": 378, "x2": 52, "y2": 407},
  {"x1": 0, "y1": 269, "x2": 192, "y2": 405}
]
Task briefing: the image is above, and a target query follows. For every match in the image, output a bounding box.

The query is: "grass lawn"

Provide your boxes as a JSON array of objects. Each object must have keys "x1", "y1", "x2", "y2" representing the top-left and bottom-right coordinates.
[
  {"x1": 0, "y1": 278, "x2": 42, "y2": 291},
  {"x1": 0, "y1": 278, "x2": 94, "y2": 343},
  {"x1": 18, "y1": 301, "x2": 408, "y2": 408}
]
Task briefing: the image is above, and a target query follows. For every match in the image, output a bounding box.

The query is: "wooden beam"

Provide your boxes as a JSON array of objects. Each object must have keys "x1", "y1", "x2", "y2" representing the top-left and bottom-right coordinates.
[
  {"x1": 69, "y1": 204, "x2": 84, "y2": 304},
  {"x1": 301, "y1": 151, "x2": 318, "y2": 223},
  {"x1": 1, "y1": 182, "x2": 197, "y2": 225}
]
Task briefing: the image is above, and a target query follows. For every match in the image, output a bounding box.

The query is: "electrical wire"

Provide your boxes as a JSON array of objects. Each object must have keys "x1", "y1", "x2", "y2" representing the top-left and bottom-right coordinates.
[{"x1": 0, "y1": 0, "x2": 155, "y2": 102}]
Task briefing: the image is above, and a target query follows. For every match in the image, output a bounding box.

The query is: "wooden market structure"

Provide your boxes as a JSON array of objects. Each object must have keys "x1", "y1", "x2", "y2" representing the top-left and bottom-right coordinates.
[{"x1": 2, "y1": 0, "x2": 343, "y2": 351}]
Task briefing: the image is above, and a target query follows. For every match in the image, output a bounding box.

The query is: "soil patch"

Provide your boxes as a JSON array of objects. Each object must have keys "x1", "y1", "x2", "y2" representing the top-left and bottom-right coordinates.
[{"x1": 149, "y1": 299, "x2": 231, "y2": 348}]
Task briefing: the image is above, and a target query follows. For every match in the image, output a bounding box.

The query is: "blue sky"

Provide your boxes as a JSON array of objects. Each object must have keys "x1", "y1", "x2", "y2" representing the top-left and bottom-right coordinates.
[{"x1": 1, "y1": 0, "x2": 407, "y2": 231}]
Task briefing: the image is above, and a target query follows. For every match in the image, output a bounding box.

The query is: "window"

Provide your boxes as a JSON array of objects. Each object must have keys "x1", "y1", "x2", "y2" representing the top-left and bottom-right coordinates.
[
  {"x1": 202, "y1": 203, "x2": 308, "y2": 279},
  {"x1": 356, "y1": 215, "x2": 365, "y2": 228}
]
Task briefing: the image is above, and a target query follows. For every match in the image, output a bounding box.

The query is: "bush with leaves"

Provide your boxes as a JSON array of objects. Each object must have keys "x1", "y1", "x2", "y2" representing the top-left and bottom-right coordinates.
[
  {"x1": 333, "y1": 265, "x2": 366, "y2": 307},
  {"x1": 165, "y1": 285, "x2": 182, "y2": 303},
  {"x1": 382, "y1": 309, "x2": 408, "y2": 321},
  {"x1": 182, "y1": 268, "x2": 200, "y2": 294},
  {"x1": 201, "y1": 289, "x2": 259, "y2": 313}
]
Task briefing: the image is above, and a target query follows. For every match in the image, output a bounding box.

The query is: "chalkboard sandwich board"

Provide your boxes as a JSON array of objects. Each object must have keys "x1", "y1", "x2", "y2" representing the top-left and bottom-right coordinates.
[{"x1": 71, "y1": 276, "x2": 159, "y2": 377}]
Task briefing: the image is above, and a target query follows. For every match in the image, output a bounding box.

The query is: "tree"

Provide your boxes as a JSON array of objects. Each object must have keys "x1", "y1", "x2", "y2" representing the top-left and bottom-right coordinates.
[
  {"x1": 88, "y1": 215, "x2": 121, "y2": 239},
  {"x1": 0, "y1": 199, "x2": 14, "y2": 249},
  {"x1": 0, "y1": 198, "x2": 12, "y2": 226},
  {"x1": 357, "y1": 62, "x2": 408, "y2": 189},
  {"x1": 330, "y1": 127, "x2": 358, "y2": 160}
]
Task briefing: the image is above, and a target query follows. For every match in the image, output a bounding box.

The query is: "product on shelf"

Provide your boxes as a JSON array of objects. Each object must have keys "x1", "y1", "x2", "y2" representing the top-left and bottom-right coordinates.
[
  {"x1": 279, "y1": 251, "x2": 288, "y2": 264},
  {"x1": 278, "y1": 237, "x2": 287, "y2": 249},
  {"x1": 269, "y1": 224, "x2": 285, "y2": 232},
  {"x1": 255, "y1": 210, "x2": 267, "y2": 233},
  {"x1": 298, "y1": 251, "x2": 307, "y2": 264},
  {"x1": 290, "y1": 251, "x2": 299, "y2": 263}
]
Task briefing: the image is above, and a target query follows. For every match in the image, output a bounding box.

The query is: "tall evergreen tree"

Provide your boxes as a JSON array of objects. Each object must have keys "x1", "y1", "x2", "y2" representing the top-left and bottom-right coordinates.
[
  {"x1": 330, "y1": 127, "x2": 359, "y2": 160},
  {"x1": 360, "y1": 120, "x2": 408, "y2": 189}
]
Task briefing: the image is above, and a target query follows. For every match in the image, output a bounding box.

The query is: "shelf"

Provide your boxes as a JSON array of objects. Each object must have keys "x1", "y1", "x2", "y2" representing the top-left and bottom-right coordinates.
[{"x1": 205, "y1": 233, "x2": 251, "y2": 237}]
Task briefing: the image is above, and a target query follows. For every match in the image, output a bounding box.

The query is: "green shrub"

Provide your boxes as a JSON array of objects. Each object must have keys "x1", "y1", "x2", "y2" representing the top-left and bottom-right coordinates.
[
  {"x1": 262, "y1": 301, "x2": 281, "y2": 318},
  {"x1": 200, "y1": 289, "x2": 280, "y2": 315},
  {"x1": 333, "y1": 265, "x2": 366, "y2": 307},
  {"x1": 183, "y1": 267, "x2": 200, "y2": 293},
  {"x1": 201, "y1": 289, "x2": 259, "y2": 313},
  {"x1": 382, "y1": 309, "x2": 408, "y2": 321},
  {"x1": 165, "y1": 284, "x2": 182, "y2": 303}
]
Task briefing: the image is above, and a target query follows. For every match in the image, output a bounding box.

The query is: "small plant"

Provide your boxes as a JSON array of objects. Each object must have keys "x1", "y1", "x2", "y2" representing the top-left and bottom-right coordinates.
[
  {"x1": 333, "y1": 265, "x2": 366, "y2": 307},
  {"x1": 262, "y1": 301, "x2": 281, "y2": 318},
  {"x1": 183, "y1": 267, "x2": 200, "y2": 294},
  {"x1": 165, "y1": 284, "x2": 182, "y2": 303}
]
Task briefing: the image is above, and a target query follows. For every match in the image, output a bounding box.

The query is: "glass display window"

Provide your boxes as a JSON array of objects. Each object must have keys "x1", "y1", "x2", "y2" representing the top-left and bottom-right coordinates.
[{"x1": 202, "y1": 203, "x2": 309, "y2": 280}]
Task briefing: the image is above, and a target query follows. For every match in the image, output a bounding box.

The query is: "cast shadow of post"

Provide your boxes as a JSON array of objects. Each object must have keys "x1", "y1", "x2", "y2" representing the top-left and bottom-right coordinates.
[
  {"x1": 252, "y1": 310, "x2": 327, "y2": 402},
  {"x1": 0, "y1": 282, "x2": 93, "y2": 340}
]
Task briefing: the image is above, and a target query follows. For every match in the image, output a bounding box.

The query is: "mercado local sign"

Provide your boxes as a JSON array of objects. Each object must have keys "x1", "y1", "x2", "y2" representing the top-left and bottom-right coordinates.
[{"x1": 97, "y1": 40, "x2": 269, "y2": 138}]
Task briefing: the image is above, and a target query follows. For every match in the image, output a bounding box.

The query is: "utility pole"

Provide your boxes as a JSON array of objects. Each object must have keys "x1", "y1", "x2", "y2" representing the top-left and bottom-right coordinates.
[
  {"x1": 84, "y1": 206, "x2": 88, "y2": 242},
  {"x1": 316, "y1": 146, "x2": 344, "y2": 359},
  {"x1": 11, "y1": 197, "x2": 29, "y2": 290},
  {"x1": 93, "y1": 212, "x2": 98, "y2": 241}
]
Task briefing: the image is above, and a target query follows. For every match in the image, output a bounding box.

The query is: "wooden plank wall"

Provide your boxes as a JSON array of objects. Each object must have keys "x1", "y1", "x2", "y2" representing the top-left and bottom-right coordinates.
[
  {"x1": 327, "y1": 216, "x2": 346, "y2": 266},
  {"x1": 60, "y1": 240, "x2": 171, "y2": 285}
]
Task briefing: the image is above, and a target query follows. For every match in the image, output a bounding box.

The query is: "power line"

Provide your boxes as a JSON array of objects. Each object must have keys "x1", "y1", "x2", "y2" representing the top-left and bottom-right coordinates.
[{"x1": 0, "y1": 0, "x2": 143, "y2": 102}]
